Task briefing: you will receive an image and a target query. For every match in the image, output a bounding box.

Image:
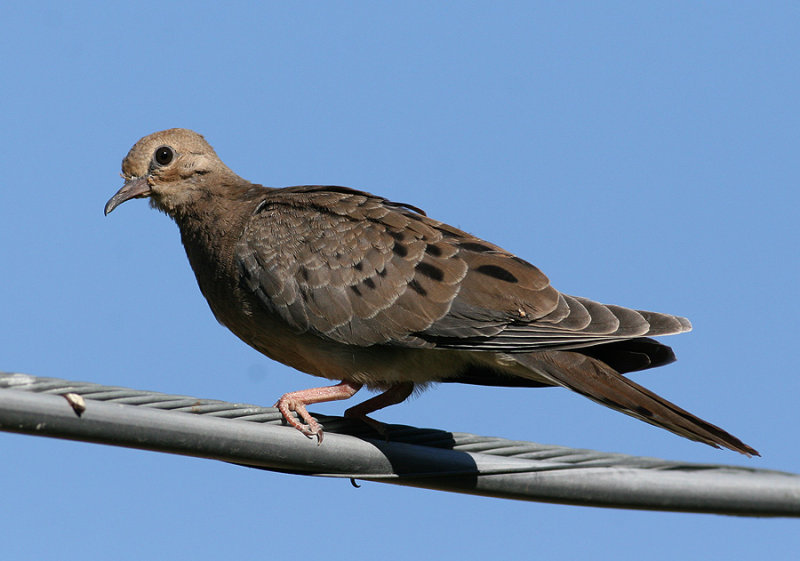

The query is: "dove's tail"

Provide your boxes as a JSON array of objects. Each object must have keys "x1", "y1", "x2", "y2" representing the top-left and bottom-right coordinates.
[{"x1": 511, "y1": 351, "x2": 759, "y2": 456}]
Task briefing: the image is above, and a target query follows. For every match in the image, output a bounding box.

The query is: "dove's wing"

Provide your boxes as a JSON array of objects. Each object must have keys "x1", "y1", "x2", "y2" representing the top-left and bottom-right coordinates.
[{"x1": 235, "y1": 185, "x2": 689, "y2": 351}]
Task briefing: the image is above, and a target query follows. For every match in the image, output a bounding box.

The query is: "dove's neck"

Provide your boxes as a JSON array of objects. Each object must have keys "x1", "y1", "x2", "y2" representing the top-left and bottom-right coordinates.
[{"x1": 170, "y1": 181, "x2": 270, "y2": 318}]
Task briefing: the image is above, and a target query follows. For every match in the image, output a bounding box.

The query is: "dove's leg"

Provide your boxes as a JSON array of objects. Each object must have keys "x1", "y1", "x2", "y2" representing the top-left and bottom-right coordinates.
[
  {"x1": 275, "y1": 381, "x2": 363, "y2": 444},
  {"x1": 344, "y1": 382, "x2": 415, "y2": 435}
]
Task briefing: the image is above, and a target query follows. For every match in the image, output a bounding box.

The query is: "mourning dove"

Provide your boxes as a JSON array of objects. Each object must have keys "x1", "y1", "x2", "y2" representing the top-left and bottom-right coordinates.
[{"x1": 105, "y1": 128, "x2": 757, "y2": 455}]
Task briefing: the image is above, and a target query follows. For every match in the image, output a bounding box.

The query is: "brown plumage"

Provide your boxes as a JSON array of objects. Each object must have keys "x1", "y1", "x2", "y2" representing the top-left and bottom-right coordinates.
[{"x1": 105, "y1": 128, "x2": 757, "y2": 456}]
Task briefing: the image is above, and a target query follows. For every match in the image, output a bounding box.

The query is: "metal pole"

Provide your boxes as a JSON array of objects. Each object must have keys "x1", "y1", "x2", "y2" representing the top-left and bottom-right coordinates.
[{"x1": 1, "y1": 372, "x2": 798, "y2": 516}]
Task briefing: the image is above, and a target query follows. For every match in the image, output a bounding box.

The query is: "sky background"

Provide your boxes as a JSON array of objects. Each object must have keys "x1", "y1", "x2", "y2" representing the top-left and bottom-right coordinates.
[{"x1": 2, "y1": 2, "x2": 799, "y2": 559}]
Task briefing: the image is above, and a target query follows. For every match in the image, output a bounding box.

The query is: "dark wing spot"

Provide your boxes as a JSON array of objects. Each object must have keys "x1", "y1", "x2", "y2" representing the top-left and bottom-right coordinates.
[
  {"x1": 408, "y1": 279, "x2": 427, "y2": 296},
  {"x1": 392, "y1": 243, "x2": 408, "y2": 257},
  {"x1": 363, "y1": 277, "x2": 376, "y2": 289},
  {"x1": 634, "y1": 406, "x2": 654, "y2": 418},
  {"x1": 350, "y1": 285, "x2": 362, "y2": 296},
  {"x1": 353, "y1": 261, "x2": 364, "y2": 271},
  {"x1": 425, "y1": 244, "x2": 443, "y2": 257},
  {"x1": 377, "y1": 268, "x2": 387, "y2": 277},
  {"x1": 415, "y1": 262, "x2": 445, "y2": 281},
  {"x1": 299, "y1": 266, "x2": 309, "y2": 281},
  {"x1": 475, "y1": 264, "x2": 518, "y2": 283},
  {"x1": 388, "y1": 230, "x2": 406, "y2": 242},
  {"x1": 460, "y1": 242, "x2": 494, "y2": 253}
]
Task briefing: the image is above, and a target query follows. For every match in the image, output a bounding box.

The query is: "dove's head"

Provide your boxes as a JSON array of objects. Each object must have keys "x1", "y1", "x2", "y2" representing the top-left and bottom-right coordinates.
[{"x1": 105, "y1": 128, "x2": 241, "y2": 217}]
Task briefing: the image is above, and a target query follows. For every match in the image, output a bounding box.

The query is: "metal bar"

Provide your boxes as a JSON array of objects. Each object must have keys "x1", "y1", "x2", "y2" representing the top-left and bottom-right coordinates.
[{"x1": 1, "y1": 372, "x2": 798, "y2": 516}]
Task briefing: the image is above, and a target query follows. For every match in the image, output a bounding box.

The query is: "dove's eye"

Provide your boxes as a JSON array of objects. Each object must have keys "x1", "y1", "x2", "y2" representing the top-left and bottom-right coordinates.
[{"x1": 154, "y1": 146, "x2": 174, "y2": 166}]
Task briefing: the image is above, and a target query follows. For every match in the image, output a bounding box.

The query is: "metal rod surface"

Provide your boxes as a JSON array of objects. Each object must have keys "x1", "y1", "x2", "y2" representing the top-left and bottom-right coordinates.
[{"x1": 1, "y1": 372, "x2": 798, "y2": 516}]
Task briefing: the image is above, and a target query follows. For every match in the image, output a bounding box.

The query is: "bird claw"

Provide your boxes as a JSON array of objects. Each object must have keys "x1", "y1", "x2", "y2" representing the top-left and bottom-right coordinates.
[
  {"x1": 275, "y1": 396, "x2": 324, "y2": 444},
  {"x1": 300, "y1": 423, "x2": 324, "y2": 445}
]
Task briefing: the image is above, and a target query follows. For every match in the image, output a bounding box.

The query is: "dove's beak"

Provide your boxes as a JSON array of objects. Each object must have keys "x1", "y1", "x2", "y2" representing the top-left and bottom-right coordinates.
[{"x1": 104, "y1": 177, "x2": 152, "y2": 215}]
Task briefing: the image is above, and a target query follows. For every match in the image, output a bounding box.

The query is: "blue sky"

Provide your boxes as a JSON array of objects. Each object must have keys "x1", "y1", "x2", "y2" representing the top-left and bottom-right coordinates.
[{"x1": 2, "y1": 2, "x2": 799, "y2": 559}]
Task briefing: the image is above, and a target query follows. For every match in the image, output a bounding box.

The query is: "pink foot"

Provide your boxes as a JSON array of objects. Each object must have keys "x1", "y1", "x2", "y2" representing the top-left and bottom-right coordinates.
[{"x1": 274, "y1": 381, "x2": 363, "y2": 444}]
